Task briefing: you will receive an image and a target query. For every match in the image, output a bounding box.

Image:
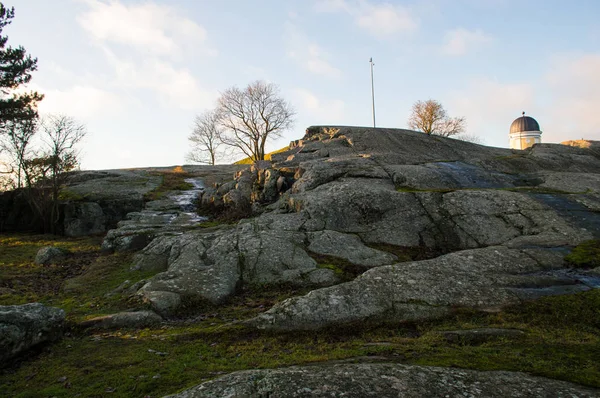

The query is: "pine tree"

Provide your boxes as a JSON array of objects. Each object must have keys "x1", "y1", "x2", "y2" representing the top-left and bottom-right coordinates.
[{"x1": 0, "y1": 3, "x2": 43, "y2": 130}]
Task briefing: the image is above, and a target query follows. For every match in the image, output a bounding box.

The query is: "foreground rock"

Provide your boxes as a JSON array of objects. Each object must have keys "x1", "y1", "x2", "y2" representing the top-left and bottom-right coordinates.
[
  {"x1": 0, "y1": 303, "x2": 65, "y2": 365},
  {"x1": 34, "y1": 246, "x2": 69, "y2": 265},
  {"x1": 165, "y1": 363, "x2": 599, "y2": 397},
  {"x1": 248, "y1": 246, "x2": 597, "y2": 331}
]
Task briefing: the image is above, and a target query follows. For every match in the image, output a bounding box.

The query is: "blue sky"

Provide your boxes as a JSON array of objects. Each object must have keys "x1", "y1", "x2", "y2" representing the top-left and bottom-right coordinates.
[{"x1": 6, "y1": 0, "x2": 600, "y2": 169}]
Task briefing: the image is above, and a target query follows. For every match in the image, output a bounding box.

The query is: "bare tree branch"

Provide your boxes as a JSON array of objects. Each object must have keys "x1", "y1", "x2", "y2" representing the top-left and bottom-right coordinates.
[
  {"x1": 407, "y1": 99, "x2": 465, "y2": 137},
  {"x1": 186, "y1": 110, "x2": 228, "y2": 165},
  {"x1": 216, "y1": 80, "x2": 294, "y2": 161}
]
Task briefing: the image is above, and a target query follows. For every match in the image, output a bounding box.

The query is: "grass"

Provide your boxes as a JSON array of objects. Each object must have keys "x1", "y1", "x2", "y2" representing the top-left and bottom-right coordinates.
[
  {"x1": 565, "y1": 240, "x2": 600, "y2": 269},
  {"x1": 1, "y1": 233, "x2": 599, "y2": 397},
  {"x1": 234, "y1": 146, "x2": 291, "y2": 165},
  {"x1": 143, "y1": 166, "x2": 195, "y2": 201}
]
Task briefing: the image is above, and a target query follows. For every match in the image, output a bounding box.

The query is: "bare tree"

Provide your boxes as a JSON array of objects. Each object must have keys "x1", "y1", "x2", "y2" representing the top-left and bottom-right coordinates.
[
  {"x1": 216, "y1": 80, "x2": 294, "y2": 161},
  {"x1": 1, "y1": 118, "x2": 37, "y2": 188},
  {"x1": 407, "y1": 99, "x2": 465, "y2": 137},
  {"x1": 23, "y1": 114, "x2": 86, "y2": 233},
  {"x1": 186, "y1": 110, "x2": 226, "y2": 165}
]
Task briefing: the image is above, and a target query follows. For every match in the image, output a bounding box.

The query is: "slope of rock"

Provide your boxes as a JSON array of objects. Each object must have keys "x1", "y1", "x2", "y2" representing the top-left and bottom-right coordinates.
[
  {"x1": 165, "y1": 363, "x2": 599, "y2": 398},
  {"x1": 102, "y1": 126, "x2": 600, "y2": 321}
]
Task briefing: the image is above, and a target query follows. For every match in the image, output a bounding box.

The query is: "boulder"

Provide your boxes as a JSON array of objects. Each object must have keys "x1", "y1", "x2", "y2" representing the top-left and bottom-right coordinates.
[
  {"x1": 141, "y1": 291, "x2": 182, "y2": 317},
  {"x1": 164, "y1": 363, "x2": 599, "y2": 397},
  {"x1": 34, "y1": 246, "x2": 69, "y2": 265},
  {"x1": 0, "y1": 303, "x2": 65, "y2": 365}
]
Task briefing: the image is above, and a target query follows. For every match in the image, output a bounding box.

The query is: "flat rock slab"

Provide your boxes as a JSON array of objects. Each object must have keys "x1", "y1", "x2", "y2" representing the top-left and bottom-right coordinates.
[
  {"x1": 0, "y1": 303, "x2": 65, "y2": 365},
  {"x1": 164, "y1": 363, "x2": 599, "y2": 397},
  {"x1": 247, "y1": 246, "x2": 591, "y2": 331}
]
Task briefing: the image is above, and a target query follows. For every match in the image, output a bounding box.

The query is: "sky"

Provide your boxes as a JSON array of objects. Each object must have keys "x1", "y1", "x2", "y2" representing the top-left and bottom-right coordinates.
[{"x1": 5, "y1": 0, "x2": 600, "y2": 170}]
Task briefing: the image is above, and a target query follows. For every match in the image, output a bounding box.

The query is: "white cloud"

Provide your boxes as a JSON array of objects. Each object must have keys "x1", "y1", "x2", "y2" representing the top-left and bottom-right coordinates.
[
  {"x1": 102, "y1": 48, "x2": 217, "y2": 110},
  {"x1": 76, "y1": 1, "x2": 217, "y2": 111},
  {"x1": 545, "y1": 54, "x2": 600, "y2": 139},
  {"x1": 315, "y1": 0, "x2": 418, "y2": 38},
  {"x1": 286, "y1": 23, "x2": 342, "y2": 78},
  {"x1": 78, "y1": 0, "x2": 215, "y2": 57},
  {"x1": 442, "y1": 28, "x2": 492, "y2": 56},
  {"x1": 356, "y1": 3, "x2": 418, "y2": 38},
  {"x1": 24, "y1": 83, "x2": 131, "y2": 121},
  {"x1": 293, "y1": 88, "x2": 345, "y2": 122}
]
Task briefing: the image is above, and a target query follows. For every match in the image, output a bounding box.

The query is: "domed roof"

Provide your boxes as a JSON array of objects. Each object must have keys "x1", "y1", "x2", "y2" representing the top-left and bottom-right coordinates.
[{"x1": 510, "y1": 113, "x2": 541, "y2": 134}]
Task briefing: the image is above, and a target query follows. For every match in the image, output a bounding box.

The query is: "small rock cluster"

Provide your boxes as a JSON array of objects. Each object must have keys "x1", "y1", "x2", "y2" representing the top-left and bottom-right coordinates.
[{"x1": 198, "y1": 161, "x2": 295, "y2": 218}]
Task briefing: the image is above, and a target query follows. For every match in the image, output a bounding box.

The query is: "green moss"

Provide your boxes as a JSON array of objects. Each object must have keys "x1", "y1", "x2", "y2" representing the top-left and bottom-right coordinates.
[
  {"x1": 565, "y1": 240, "x2": 600, "y2": 269},
  {"x1": 195, "y1": 220, "x2": 223, "y2": 228},
  {"x1": 57, "y1": 189, "x2": 86, "y2": 201},
  {"x1": 309, "y1": 252, "x2": 364, "y2": 281}
]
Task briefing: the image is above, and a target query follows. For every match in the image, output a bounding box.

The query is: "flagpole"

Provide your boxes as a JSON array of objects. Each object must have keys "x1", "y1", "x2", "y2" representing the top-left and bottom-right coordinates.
[{"x1": 370, "y1": 57, "x2": 376, "y2": 128}]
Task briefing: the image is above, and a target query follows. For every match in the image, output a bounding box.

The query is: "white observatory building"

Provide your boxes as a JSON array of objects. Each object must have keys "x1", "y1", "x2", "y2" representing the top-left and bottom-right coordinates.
[{"x1": 509, "y1": 112, "x2": 542, "y2": 149}]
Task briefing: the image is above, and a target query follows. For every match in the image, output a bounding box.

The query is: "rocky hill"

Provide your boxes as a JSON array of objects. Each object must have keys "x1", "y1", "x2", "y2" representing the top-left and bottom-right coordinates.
[
  {"x1": 99, "y1": 127, "x2": 600, "y2": 321},
  {"x1": 1, "y1": 126, "x2": 599, "y2": 397}
]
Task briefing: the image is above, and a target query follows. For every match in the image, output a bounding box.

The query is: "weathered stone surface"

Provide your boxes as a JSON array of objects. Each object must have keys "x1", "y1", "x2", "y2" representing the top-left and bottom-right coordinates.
[
  {"x1": 136, "y1": 225, "x2": 340, "y2": 314},
  {"x1": 34, "y1": 246, "x2": 69, "y2": 265},
  {"x1": 79, "y1": 311, "x2": 162, "y2": 330},
  {"x1": 65, "y1": 170, "x2": 161, "y2": 202},
  {"x1": 237, "y1": 221, "x2": 336, "y2": 285},
  {"x1": 247, "y1": 246, "x2": 590, "y2": 331},
  {"x1": 142, "y1": 291, "x2": 182, "y2": 317},
  {"x1": 164, "y1": 363, "x2": 599, "y2": 398},
  {"x1": 138, "y1": 233, "x2": 241, "y2": 311},
  {"x1": 308, "y1": 230, "x2": 397, "y2": 268},
  {"x1": 389, "y1": 161, "x2": 517, "y2": 191},
  {"x1": 0, "y1": 303, "x2": 65, "y2": 364},
  {"x1": 538, "y1": 172, "x2": 600, "y2": 193},
  {"x1": 131, "y1": 234, "x2": 180, "y2": 272},
  {"x1": 63, "y1": 202, "x2": 106, "y2": 237}
]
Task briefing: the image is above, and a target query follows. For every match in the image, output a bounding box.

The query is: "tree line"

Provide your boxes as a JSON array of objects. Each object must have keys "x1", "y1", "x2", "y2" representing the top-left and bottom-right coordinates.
[{"x1": 0, "y1": 3, "x2": 86, "y2": 233}]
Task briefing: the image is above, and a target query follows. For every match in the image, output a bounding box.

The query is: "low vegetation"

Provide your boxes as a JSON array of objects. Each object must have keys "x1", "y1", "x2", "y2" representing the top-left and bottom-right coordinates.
[
  {"x1": 234, "y1": 146, "x2": 290, "y2": 165},
  {"x1": 565, "y1": 239, "x2": 600, "y2": 268},
  {"x1": 143, "y1": 167, "x2": 195, "y2": 201},
  {"x1": 0, "y1": 234, "x2": 599, "y2": 397}
]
